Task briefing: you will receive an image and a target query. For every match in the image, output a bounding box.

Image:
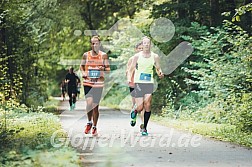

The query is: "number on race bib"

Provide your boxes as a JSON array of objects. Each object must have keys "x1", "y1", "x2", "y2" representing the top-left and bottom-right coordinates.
[
  {"x1": 88, "y1": 70, "x2": 100, "y2": 78},
  {"x1": 139, "y1": 73, "x2": 151, "y2": 81}
]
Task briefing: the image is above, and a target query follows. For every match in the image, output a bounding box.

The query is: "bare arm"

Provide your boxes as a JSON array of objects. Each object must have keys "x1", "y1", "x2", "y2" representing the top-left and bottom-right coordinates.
[
  {"x1": 154, "y1": 54, "x2": 164, "y2": 79},
  {"x1": 127, "y1": 55, "x2": 138, "y2": 83},
  {"x1": 100, "y1": 53, "x2": 110, "y2": 73},
  {"x1": 80, "y1": 53, "x2": 87, "y2": 78},
  {"x1": 126, "y1": 57, "x2": 133, "y2": 76}
]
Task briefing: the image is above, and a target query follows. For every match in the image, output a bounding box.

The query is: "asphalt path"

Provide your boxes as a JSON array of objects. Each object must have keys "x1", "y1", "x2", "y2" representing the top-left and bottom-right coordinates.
[{"x1": 57, "y1": 98, "x2": 252, "y2": 167}]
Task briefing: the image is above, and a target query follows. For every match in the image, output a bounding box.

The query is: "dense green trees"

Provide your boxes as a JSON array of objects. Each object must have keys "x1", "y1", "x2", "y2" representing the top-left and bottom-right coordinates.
[
  {"x1": 0, "y1": 0, "x2": 251, "y2": 136},
  {"x1": 0, "y1": 0, "x2": 146, "y2": 106},
  {"x1": 1, "y1": 0, "x2": 61, "y2": 105},
  {"x1": 150, "y1": 1, "x2": 251, "y2": 132}
]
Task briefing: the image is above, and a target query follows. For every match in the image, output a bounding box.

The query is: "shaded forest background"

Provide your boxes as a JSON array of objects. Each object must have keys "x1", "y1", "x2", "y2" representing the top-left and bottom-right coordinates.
[
  {"x1": 0, "y1": 0, "x2": 251, "y2": 142},
  {"x1": 0, "y1": 0, "x2": 251, "y2": 165}
]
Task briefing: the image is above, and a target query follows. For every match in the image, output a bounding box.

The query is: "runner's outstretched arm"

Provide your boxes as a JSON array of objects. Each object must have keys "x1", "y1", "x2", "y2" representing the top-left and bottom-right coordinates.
[{"x1": 154, "y1": 54, "x2": 164, "y2": 79}]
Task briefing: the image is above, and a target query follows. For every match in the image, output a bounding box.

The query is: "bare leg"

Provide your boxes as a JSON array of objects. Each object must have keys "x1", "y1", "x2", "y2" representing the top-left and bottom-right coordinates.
[
  {"x1": 140, "y1": 109, "x2": 145, "y2": 124},
  {"x1": 131, "y1": 97, "x2": 136, "y2": 109},
  {"x1": 86, "y1": 97, "x2": 93, "y2": 122},
  {"x1": 135, "y1": 97, "x2": 144, "y2": 113},
  {"x1": 92, "y1": 104, "x2": 99, "y2": 127},
  {"x1": 143, "y1": 94, "x2": 152, "y2": 112},
  {"x1": 134, "y1": 96, "x2": 144, "y2": 127}
]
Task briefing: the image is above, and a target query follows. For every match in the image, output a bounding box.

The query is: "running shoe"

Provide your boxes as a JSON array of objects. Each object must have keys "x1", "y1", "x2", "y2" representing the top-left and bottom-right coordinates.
[
  {"x1": 84, "y1": 123, "x2": 92, "y2": 134},
  {"x1": 142, "y1": 129, "x2": 148, "y2": 136},
  {"x1": 92, "y1": 127, "x2": 98, "y2": 136},
  {"x1": 72, "y1": 103, "x2": 76, "y2": 109},
  {"x1": 130, "y1": 118, "x2": 136, "y2": 127},
  {"x1": 130, "y1": 109, "x2": 137, "y2": 119}
]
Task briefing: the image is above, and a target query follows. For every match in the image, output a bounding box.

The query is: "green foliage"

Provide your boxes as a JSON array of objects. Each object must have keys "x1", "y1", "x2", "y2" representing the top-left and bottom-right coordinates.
[
  {"x1": 1, "y1": 0, "x2": 252, "y2": 153},
  {"x1": 189, "y1": 101, "x2": 226, "y2": 123},
  {"x1": 101, "y1": 84, "x2": 130, "y2": 109},
  {"x1": 231, "y1": 3, "x2": 252, "y2": 22},
  {"x1": 43, "y1": 97, "x2": 60, "y2": 114},
  {"x1": 226, "y1": 93, "x2": 252, "y2": 132},
  {"x1": 180, "y1": 20, "x2": 252, "y2": 132},
  {"x1": 0, "y1": 101, "x2": 80, "y2": 166},
  {"x1": 214, "y1": 127, "x2": 252, "y2": 147},
  {"x1": 152, "y1": 115, "x2": 252, "y2": 148},
  {"x1": 150, "y1": 2, "x2": 252, "y2": 137},
  {"x1": 1, "y1": 0, "x2": 149, "y2": 107},
  {"x1": 0, "y1": 105, "x2": 61, "y2": 149},
  {"x1": 0, "y1": 0, "x2": 59, "y2": 106},
  {"x1": 152, "y1": 0, "x2": 210, "y2": 26},
  {"x1": 1, "y1": 147, "x2": 80, "y2": 167}
]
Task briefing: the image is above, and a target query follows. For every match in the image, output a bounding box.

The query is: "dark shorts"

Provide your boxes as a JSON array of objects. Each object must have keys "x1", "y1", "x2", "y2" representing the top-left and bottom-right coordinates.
[
  {"x1": 84, "y1": 86, "x2": 103, "y2": 104},
  {"x1": 61, "y1": 89, "x2": 66, "y2": 94},
  {"x1": 67, "y1": 86, "x2": 77, "y2": 96},
  {"x1": 134, "y1": 83, "x2": 154, "y2": 98},
  {"x1": 129, "y1": 87, "x2": 136, "y2": 97}
]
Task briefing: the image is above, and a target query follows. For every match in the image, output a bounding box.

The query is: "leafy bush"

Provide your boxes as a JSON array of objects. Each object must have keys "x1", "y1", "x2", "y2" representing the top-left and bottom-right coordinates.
[
  {"x1": 0, "y1": 104, "x2": 63, "y2": 150},
  {"x1": 43, "y1": 106, "x2": 59, "y2": 114},
  {"x1": 181, "y1": 20, "x2": 252, "y2": 132},
  {"x1": 0, "y1": 147, "x2": 80, "y2": 167},
  {"x1": 101, "y1": 84, "x2": 130, "y2": 109},
  {"x1": 0, "y1": 102, "x2": 80, "y2": 166},
  {"x1": 226, "y1": 93, "x2": 252, "y2": 132},
  {"x1": 190, "y1": 101, "x2": 226, "y2": 123}
]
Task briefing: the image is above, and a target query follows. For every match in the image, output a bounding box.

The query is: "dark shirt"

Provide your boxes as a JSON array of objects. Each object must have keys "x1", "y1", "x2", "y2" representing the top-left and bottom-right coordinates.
[
  {"x1": 65, "y1": 73, "x2": 80, "y2": 87},
  {"x1": 61, "y1": 82, "x2": 66, "y2": 91}
]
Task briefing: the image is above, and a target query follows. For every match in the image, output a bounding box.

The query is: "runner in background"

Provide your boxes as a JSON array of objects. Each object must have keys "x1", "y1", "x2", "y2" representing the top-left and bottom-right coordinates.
[
  {"x1": 65, "y1": 67, "x2": 80, "y2": 111},
  {"x1": 60, "y1": 80, "x2": 67, "y2": 101},
  {"x1": 126, "y1": 42, "x2": 145, "y2": 132}
]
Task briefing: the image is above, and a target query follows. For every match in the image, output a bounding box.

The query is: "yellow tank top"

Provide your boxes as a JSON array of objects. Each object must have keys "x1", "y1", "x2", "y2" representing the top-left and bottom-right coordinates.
[{"x1": 134, "y1": 52, "x2": 155, "y2": 83}]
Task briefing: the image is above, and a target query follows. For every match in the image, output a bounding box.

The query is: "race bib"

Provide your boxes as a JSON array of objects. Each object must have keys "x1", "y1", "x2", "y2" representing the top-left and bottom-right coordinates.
[
  {"x1": 139, "y1": 73, "x2": 151, "y2": 81},
  {"x1": 88, "y1": 69, "x2": 100, "y2": 78}
]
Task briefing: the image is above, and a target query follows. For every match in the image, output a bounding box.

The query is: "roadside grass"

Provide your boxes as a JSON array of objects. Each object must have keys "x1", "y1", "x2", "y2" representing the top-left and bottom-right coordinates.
[
  {"x1": 151, "y1": 115, "x2": 252, "y2": 148},
  {"x1": 0, "y1": 102, "x2": 81, "y2": 166},
  {"x1": 43, "y1": 96, "x2": 61, "y2": 114}
]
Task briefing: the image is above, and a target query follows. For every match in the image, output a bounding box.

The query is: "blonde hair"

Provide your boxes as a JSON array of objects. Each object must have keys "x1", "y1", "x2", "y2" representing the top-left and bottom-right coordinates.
[
  {"x1": 90, "y1": 35, "x2": 100, "y2": 43},
  {"x1": 142, "y1": 36, "x2": 151, "y2": 42}
]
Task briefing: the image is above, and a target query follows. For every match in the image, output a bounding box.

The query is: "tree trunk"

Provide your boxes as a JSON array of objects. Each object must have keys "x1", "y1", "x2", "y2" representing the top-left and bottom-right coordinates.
[
  {"x1": 178, "y1": 0, "x2": 187, "y2": 19},
  {"x1": 243, "y1": 0, "x2": 252, "y2": 34},
  {"x1": 210, "y1": 0, "x2": 221, "y2": 26},
  {"x1": 82, "y1": 1, "x2": 94, "y2": 30}
]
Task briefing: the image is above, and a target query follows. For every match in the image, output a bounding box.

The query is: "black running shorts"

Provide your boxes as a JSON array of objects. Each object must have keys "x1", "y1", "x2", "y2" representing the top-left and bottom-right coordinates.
[{"x1": 84, "y1": 86, "x2": 103, "y2": 104}]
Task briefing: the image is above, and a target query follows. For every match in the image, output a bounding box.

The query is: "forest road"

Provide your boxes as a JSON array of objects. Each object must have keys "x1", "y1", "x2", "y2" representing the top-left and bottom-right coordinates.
[{"x1": 57, "y1": 98, "x2": 252, "y2": 167}]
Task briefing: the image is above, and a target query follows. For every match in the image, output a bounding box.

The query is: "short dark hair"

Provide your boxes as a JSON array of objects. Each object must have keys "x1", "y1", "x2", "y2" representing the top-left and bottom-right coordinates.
[{"x1": 135, "y1": 42, "x2": 143, "y2": 49}]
